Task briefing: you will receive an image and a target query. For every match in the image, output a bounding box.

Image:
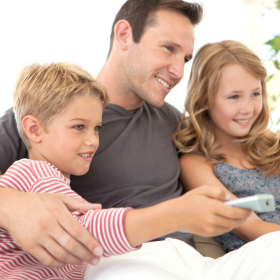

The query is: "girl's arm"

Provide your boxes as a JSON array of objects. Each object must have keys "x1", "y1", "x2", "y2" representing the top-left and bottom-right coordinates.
[{"x1": 179, "y1": 153, "x2": 280, "y2": 242}]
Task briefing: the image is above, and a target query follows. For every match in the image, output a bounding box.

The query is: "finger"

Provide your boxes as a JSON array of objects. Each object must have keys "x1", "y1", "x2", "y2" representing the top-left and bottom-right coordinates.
[
  {"x1": 194, "y1": 185, "x2": 231, "y2": 202},
  {"x1": 57, "y1": 213, "x2": 104, "y2": 260},
  {"x1": 61, "y1": 195, "x2": 102, "y2": 211},
  {"x1": 52, "y1": 226, "x2": 96, "y2": 264},
  {"x1": 41, "y1": 236, "x2": 86, "y2": 265},
  {"x1": 27, "y1": 245, "x2": 67, "y2": 268},
  {"x1": 200, "y1": 215, "x2": 247, "y2": 237},
  {"x1": 215, "y1": 203, "x2": 252, "y2": 220},
  {"x1": 198, "y1": 225, "x2": 233, "y2": 237}
]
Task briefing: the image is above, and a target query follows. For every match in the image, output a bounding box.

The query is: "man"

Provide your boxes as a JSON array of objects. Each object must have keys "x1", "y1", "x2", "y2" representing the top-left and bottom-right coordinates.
[{"x1": 0, "y1": 0, "x2": 272, "y2": 277}]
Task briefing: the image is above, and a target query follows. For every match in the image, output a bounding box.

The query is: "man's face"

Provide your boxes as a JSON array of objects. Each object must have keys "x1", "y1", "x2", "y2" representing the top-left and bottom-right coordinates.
[{"x1": 123, "y1": 9, "x2": 195, "y2": 108}]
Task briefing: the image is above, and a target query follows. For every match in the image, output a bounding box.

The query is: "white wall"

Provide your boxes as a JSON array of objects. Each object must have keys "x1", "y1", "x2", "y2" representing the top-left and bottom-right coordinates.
[{"x1": 0, "y1": 0, "x2": 267, "y2": 116}]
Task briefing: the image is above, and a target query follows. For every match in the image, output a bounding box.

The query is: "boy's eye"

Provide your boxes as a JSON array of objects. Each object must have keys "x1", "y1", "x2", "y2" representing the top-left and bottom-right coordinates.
[
  {"x1": 94, "y1": 125, "x2": 103, "y2": 132},
  {"x1": 229, "y1": 95, "x2": 238, "y2": 100},
  {"x1": 73, "y1": 125, "x2": 84, "y2": 131}
]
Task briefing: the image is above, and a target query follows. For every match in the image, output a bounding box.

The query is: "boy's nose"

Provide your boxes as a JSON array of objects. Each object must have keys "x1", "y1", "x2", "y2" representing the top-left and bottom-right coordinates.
[{"x1": 85, "y1": 132, "x2": 99, "y2": 148}]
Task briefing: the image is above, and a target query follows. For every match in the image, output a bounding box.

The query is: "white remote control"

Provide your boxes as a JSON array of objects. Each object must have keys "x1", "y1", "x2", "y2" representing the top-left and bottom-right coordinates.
[{"x1": 225, "y1": 194, "x2": 275, "y2": 212}]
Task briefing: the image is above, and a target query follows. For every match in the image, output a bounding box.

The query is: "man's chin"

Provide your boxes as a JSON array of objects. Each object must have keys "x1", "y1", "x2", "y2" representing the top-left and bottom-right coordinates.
[{"x1": 144, "y1": 97, "x2": 165, "y2": 108}]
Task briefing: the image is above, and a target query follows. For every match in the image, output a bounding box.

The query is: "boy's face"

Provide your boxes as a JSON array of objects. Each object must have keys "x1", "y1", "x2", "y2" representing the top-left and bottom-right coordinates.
[{"x1": 34, "y1": 95, "x2": 103, "y2": 178}]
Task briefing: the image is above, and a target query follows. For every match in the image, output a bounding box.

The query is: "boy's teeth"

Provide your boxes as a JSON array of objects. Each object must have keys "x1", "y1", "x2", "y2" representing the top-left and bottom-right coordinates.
[
  {"x1": 155, "y1": 77, "x2": 170, "y2": 89},
  {"x1": 79, "y1": 153, "x2": 90, "y2": 157}
]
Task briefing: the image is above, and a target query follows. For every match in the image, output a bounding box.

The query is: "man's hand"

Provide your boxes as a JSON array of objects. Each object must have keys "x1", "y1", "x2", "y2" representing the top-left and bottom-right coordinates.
[
  {"x1": 0, "y1": 187, "x2": 104, "y2": 268},
  {"x1": 174, "y1": 186, "x2": 252, "y2": 236}
]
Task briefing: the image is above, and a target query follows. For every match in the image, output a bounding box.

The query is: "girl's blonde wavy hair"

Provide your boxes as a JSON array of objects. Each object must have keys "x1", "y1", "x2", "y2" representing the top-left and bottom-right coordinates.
[{"x1": 173, "y1": 40, "x2": 280, "y2": 177}]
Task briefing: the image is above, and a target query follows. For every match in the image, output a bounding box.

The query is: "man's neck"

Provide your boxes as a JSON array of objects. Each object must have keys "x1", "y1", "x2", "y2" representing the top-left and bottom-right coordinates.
[{"x1": 97, "y1": 60, "x2": 143, "y2": 111}]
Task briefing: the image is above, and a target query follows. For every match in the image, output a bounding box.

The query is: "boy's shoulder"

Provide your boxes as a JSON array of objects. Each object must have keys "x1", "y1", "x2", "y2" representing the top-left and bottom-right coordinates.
[{"x1": 4, "y1": 159, "x2": 66, "y2": 183}]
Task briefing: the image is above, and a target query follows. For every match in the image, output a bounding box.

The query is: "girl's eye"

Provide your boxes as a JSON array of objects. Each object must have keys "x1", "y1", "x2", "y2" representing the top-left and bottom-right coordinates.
[
  {"x1": 73, "y1": 125, "x2": 84, "y2": 131},
  {"x1": 252, "y1": 92, "x2": 260, "y2": 97},
  {"x1": 229, "y1": 95, "x2": 238, "y2": 100},
  {"x1": 94, "y1": 125, "x2": 103, "y2": 132}
]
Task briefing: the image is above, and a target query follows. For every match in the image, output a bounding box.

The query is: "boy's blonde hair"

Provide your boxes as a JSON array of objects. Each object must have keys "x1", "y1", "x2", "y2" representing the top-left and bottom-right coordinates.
[
  {"x1": 173, "y1": 40, "x2": 280, "y2": 177},
  {"x1": 13, "y1": 62, "x2": 109, "y2": 149}
]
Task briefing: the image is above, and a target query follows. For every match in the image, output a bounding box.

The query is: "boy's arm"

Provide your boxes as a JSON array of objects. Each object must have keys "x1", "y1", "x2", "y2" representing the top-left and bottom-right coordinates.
[
  {"x1": 124, "y1": 185, "x2": 251, "y2": 247},
  {"x1": 74, "y1": 186, "x2": 250, "y2": 251},
  {"x1": 179, "y1": 153, "x2": 280, "y2": 242},
  {"x1": 0, "y1": 186, "x2": 103, "y2": 268}
]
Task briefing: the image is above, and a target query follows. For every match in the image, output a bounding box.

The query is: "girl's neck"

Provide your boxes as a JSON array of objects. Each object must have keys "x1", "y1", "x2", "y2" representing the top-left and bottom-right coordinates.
[{"x1": 213, "y1": 144, "x2": 255, "y2": 170}]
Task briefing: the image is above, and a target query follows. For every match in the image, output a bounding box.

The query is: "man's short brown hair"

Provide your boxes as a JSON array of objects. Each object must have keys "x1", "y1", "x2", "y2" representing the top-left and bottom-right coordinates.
[
  {"x1": 13, "y1": 62, "x2": 109, "y2": 149},
  {"x1": 108, "y1": 0, "x2": 203, "y2": 57}
]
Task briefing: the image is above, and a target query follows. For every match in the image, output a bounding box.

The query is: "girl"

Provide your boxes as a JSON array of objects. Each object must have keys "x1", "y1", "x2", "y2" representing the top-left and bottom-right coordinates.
[{"x1": 173, "y1": 40, "x2": 280, "y2": 252}]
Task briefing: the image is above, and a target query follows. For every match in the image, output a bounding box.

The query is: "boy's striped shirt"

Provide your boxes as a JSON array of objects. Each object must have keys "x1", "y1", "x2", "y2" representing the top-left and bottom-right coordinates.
[{"x1": 0, "y1": 159, "x2": 139, "y2": 280}]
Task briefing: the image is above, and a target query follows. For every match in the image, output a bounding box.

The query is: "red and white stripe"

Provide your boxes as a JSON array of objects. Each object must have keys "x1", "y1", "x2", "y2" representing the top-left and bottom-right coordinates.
[{"x1": 0, "y1": 159, "x2": 140, "y2": 280}]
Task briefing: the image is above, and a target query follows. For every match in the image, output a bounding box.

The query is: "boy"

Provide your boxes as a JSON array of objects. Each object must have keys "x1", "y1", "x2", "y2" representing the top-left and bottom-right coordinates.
[{"x1": 0, "y1": 62, "x2": 140, "y2": 279}]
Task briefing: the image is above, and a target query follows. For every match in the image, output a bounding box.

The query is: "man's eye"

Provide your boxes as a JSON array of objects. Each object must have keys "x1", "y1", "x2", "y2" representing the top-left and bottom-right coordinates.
[
  {"x1": 94, "y1": 125, "x2": 103, "y2": 132},
  {"x1": 73, "y1": 125, "x2": 84, "y2": 131},
  {"x1": 165, "y1": 46, "x2": 173, "y2": 52}
]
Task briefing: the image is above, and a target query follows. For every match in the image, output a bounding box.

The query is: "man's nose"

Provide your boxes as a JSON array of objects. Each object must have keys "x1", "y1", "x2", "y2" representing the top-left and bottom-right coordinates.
[{"x1": 168, "y1": 59, "x2": 185, "y2": 80}]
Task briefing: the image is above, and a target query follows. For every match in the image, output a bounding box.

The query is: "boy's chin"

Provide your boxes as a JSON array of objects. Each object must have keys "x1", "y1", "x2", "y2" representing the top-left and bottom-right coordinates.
[{"x1": 71, "y1": 168, "x2": 90, "y2": 177}]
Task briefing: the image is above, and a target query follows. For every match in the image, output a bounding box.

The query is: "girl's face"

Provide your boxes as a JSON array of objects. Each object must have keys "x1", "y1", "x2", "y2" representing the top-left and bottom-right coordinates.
[{"x1": 208, "y1": 63, "x2": 263, "y2": 143}]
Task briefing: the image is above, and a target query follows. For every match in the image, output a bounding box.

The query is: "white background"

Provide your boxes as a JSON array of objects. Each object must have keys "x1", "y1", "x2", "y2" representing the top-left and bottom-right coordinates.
[{"x1": 0, "y1": 0, "x2": 279, "y2": 119}]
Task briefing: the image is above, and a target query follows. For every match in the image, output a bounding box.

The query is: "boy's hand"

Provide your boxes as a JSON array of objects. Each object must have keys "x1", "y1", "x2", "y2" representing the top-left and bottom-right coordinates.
[
  {"x1": 124, "y1": 186, "x2": 252, "y2": 248},
  {"x1": 0, "y1": 187, "x2": 104, "y2": 268},
  {"x1": 174, "y1": 186, "x2": 252, "y2": 236}
]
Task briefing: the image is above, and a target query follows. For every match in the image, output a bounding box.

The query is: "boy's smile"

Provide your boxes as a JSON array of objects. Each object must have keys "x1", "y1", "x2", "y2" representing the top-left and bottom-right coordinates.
[{"x1": 29, "y1": 95, "x2": 103, "y2": 178}]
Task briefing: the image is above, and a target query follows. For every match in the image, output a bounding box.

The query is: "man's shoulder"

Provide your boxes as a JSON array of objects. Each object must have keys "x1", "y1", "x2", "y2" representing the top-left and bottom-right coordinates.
[{"x1": 0, "y1": 108, "x2": 28, "y2": 174}]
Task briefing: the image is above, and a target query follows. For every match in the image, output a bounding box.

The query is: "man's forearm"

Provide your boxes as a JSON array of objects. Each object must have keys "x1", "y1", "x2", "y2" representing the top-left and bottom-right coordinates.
[{"x1": 0, "y1": 186, "x2": 20, "y2": 229}]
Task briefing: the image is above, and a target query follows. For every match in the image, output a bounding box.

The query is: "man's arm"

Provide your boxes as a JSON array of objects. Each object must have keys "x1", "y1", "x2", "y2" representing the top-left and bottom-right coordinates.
[{"x1": 0, "y1": 186, "x2": 104, "y2": 268}]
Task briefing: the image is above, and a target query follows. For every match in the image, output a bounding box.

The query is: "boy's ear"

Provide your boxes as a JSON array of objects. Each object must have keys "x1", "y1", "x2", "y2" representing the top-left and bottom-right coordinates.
[
  {"x1": 114, "y1": 20, "x2": 133, "y2": 51},
  {"x1": 22, "y1": 115, "x2": 43, "y2": 143}
]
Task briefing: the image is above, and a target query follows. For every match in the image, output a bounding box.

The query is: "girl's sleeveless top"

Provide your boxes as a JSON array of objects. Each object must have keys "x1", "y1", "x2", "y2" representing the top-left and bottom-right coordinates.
[
  {"x1": 214, "y1": 163, "x2": 280, "y2": 252},
  {"x1": 179, "y1": 150, "x2": 280, "y2": 252}
]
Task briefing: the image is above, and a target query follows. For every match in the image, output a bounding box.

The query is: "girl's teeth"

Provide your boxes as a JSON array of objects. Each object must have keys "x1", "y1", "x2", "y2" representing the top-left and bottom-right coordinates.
[{"x1": 236, "y1": 120, "x2": 249, "y2": 123}]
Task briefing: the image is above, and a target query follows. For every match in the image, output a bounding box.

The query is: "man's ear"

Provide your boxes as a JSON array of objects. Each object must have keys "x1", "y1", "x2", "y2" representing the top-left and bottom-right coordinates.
[
  {"x1": 113, "y1": 20, "x2": 133, "y2": 51},
  {"x1": 22, "y1": 115, "x2": 43, "y2": 143}
]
